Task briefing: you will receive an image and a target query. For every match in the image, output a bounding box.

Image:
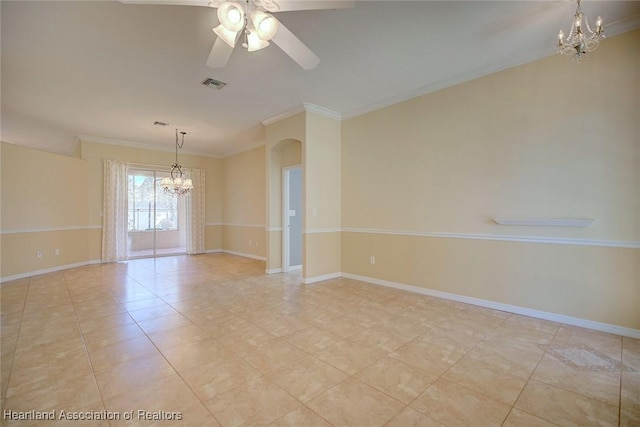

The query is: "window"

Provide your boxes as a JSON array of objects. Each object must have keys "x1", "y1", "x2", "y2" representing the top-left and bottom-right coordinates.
[{"x1": 127, "y1": 170, "x2": 179, "y2": 232}]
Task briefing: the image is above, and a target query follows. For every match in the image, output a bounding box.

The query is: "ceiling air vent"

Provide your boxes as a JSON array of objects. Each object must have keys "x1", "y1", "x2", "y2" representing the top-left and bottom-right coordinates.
[{"x1": 201, "y1": 77, "x2": 227, "y2": 90}]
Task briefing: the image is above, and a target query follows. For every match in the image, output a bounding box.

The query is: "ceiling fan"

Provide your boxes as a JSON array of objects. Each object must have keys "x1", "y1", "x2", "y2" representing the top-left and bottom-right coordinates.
[{"x1": 119, "y1": 0, "x2": 354, "y2": 70}]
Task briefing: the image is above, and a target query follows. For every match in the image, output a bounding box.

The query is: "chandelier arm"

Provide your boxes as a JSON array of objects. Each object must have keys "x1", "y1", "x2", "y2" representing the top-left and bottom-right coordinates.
[
  {"x1": 556, "y1": 0, "x2": 603, "y2": 61},
  {"x1": 584, "y1": 17, "x2": 596, "y2": 35}
]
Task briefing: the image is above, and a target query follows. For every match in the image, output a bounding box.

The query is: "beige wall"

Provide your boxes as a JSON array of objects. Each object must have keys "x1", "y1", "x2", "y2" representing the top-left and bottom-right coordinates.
[
  {"x1": 222, "y1": 226, "x2": 265, "y2": 259},
  {"x1": 1, "y1": 137, "x2": 226, "y2": 279},
  {"x1": 79, "y1": 139, "x2": 223, "y2": 254},
  {"x1": 281, "y1": 143, "x2": 301, "y2": 168},
  {"x1": 2, "y1": 143, "x2": 89, "y2": 229},
  {"x1": 304, "y1": 112, "x2": 341, "y2": 278},
  {"x1": 1, "y1": 230, "x2": 91, "y2": 278},
  {"x1": 305, "y1": 232, "x2": 341, "y2": 279},
  {"x1": 1, "y1": 142, "x2": 91, "y2": 278},
  {"x1": 305, "y1": 112, "x2": 341, "y2": 230},
  {"x1": 222, "y1": 145, "x2": 266, "y2": 257},
  {"x1": 341, "y1": 30, "x2": 640, "y2": 328},
  {"x1": 342, "y1": 232, "x2": 639, "y2": 329}
]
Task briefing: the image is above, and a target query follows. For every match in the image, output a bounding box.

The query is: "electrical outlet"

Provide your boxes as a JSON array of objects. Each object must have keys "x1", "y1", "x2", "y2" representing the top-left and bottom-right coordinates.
[
  {"x1": 55, "y1": 248, "x2": 60, "y2": 256},
  {"x1": 37, "y1": 251, "x2": 43, "y2": 258},
  {"x1": 256, "y1": 241, "x2": 259, "y2": 247},
  {"x1": 249, "y1": 240, "x2": 252, "y2": 246},
  {"x1": 370, "y1": 256, "x2": 376, "y2": 265}
]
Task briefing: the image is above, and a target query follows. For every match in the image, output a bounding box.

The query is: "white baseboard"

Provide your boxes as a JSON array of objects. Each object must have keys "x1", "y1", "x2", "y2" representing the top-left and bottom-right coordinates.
[
  {"x1": 0, "y1": 250, "x2": 266, "y2": 283},
  {"x1": 341, "y1": 272, "x2": 640, "y2": 339},
  {"x1": 221, "y1": 250, "x2": 266, "y2": 261},
  {"x1": 1, "y1": 259, "x2": 102, "y2": 284},
  {"x1": 265, "y1": 268, "x2": 283, "y2": 274},
  {"x1": 302, "y1": 272, "x2": 341, "y2": 285}
]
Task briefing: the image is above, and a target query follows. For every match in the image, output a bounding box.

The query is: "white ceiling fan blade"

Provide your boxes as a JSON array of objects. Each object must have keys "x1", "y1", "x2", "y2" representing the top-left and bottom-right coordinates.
[
  {"x1": 119, "y1": 0, "x2": 212, "y2": 6},
  {"x1": 206, "y1": 37, "x2": 235, "y2": 68},
  {"x1": 271, "y1": 21, "x2": 319, "y2": 70},
  {"x1": 273, "y1": 0, "x2": 354, "y2": 12}
]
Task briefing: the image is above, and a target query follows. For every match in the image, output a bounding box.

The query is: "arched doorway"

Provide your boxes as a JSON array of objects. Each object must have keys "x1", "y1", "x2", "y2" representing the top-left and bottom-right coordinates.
[{"x1": 266, "y1": 138, "x2": 303, "y2": 273}]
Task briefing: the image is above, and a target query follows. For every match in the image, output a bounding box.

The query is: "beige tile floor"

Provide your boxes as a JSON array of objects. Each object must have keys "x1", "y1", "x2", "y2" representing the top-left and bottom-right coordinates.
[{"x1": 1, "y1": 253, "x2": 638, "y2": 426}]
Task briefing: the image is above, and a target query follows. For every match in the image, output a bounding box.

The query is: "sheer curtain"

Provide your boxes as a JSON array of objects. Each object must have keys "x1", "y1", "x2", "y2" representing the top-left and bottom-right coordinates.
[
  {"x1": 102, "y1": 159, "x2": 129, "y2": 262},
  {"x1": 186, "y1": 168, "x2": 206, "y2": 254}
]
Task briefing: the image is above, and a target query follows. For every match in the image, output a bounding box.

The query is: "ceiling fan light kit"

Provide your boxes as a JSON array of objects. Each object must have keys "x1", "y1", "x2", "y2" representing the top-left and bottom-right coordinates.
[
  {"x1": 245, "y1": 30, "x2": 270, "y2": 51},
  {"x1": 120, "y1": 0, "x2": 332, "y2": 69},
  {"x1": 214, "y1": 0, "x2": 280, "y2": 53},
  {"x1": 213, "y1": 24, "x2": 240, "y2": 47},
  {"x1": 119, "y1": 0, "x2": 611, "y2": 71},
  {"x1": 251, "y1": 9, "x2": 279, "y2": 41},
  {"x1": 217, "y1": 2, "x2": 244, "y2": 32}
]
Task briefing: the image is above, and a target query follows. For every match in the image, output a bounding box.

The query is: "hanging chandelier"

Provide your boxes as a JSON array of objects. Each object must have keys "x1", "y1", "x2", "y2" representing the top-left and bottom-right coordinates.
[
  {"x1": 213, "y1": 0, "x2": 279, "y2": 52},
  {"x1": 557, "y1": 0, "x2": 604, "y2": 61},
  {"x1": 161, "y1": 129, "x2": 193, "y2": 196}
]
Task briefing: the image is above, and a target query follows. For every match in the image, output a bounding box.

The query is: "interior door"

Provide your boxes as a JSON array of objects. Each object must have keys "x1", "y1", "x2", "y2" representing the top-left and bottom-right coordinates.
[{"x1": 284, "y1": 167, "x2": 302, "y2": 270}]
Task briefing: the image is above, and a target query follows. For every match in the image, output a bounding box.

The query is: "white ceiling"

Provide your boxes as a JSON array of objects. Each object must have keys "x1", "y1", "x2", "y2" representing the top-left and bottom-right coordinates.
[{"x1": 2, "y1": 1, "x2": 639, "y2": 157}]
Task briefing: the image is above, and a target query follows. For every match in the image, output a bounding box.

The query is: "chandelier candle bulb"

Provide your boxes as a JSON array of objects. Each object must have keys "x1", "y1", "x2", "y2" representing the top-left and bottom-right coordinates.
[{"x1": 557, "y1": 0, "x2": 604, "y2": 61}]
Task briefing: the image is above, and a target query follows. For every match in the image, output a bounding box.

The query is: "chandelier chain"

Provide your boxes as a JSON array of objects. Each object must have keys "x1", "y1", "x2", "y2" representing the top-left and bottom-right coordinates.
[{"x1": 161, "y1": 129, "x2": 193, "y2": 196}]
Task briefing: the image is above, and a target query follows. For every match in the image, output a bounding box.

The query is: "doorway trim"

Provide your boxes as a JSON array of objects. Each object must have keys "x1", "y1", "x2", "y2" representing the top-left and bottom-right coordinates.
[{"x1": 282, "y1": 165, "x2": 302, "y2": 272}]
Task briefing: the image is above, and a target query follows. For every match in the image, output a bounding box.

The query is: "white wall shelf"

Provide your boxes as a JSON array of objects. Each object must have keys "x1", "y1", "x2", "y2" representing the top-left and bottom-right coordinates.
[{"x1": 493, "y1": 218, "x2": 595, "y2": 227}]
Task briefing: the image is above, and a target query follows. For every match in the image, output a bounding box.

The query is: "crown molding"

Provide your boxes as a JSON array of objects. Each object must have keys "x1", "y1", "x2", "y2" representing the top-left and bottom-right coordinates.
[
  {"x1": 68, "y1": 135, "x2": 82, "y2": 156},
  {"x1": 342, "y1": 27, "x2": 640, "y2": 121},
  {"x1": 303, "y1": 103, "x2": 342, "y2": 121},
  {"x1": 77, "y1": 135, "x2": 222, "y2": 158},
  {"x1": 341, "y1": 45, "x2": 555, "y2": 121},
  {"x1": 261, "y1": 103, "x2": 342, "y2": 127},
  {"x1": 261, "y1": 106, "x2": 306, "y2": 126}
]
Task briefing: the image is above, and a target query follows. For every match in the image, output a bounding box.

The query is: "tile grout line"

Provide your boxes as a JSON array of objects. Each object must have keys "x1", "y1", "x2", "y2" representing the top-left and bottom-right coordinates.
[
  {"x1": 0, "y1": 277, "x2": 30, "y2": 414},
  {"x1": 523, "y1": 324, "x2": 625, "y2": 411},
  {"x1": 104, "y1": 273, "x2": 226, "y2": 427},
  {"x1": 401, "y1": 312, "x2": 513, "y2": 426},
  {"x1": 137, "y1": 271, "x2": 339, "y2": 426},
  {"x1": 63, "y1": 269, "x2": 112, "y2": 423},
  {"x1": 5, "y1": 256, "x2": 635, "y2": 426},
  {"x1": 618, "y1": 337, "x2": 623, "y2": 427},
  {"x1": 503, "y1": 323, "x2": 563, "y2": 427}
]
